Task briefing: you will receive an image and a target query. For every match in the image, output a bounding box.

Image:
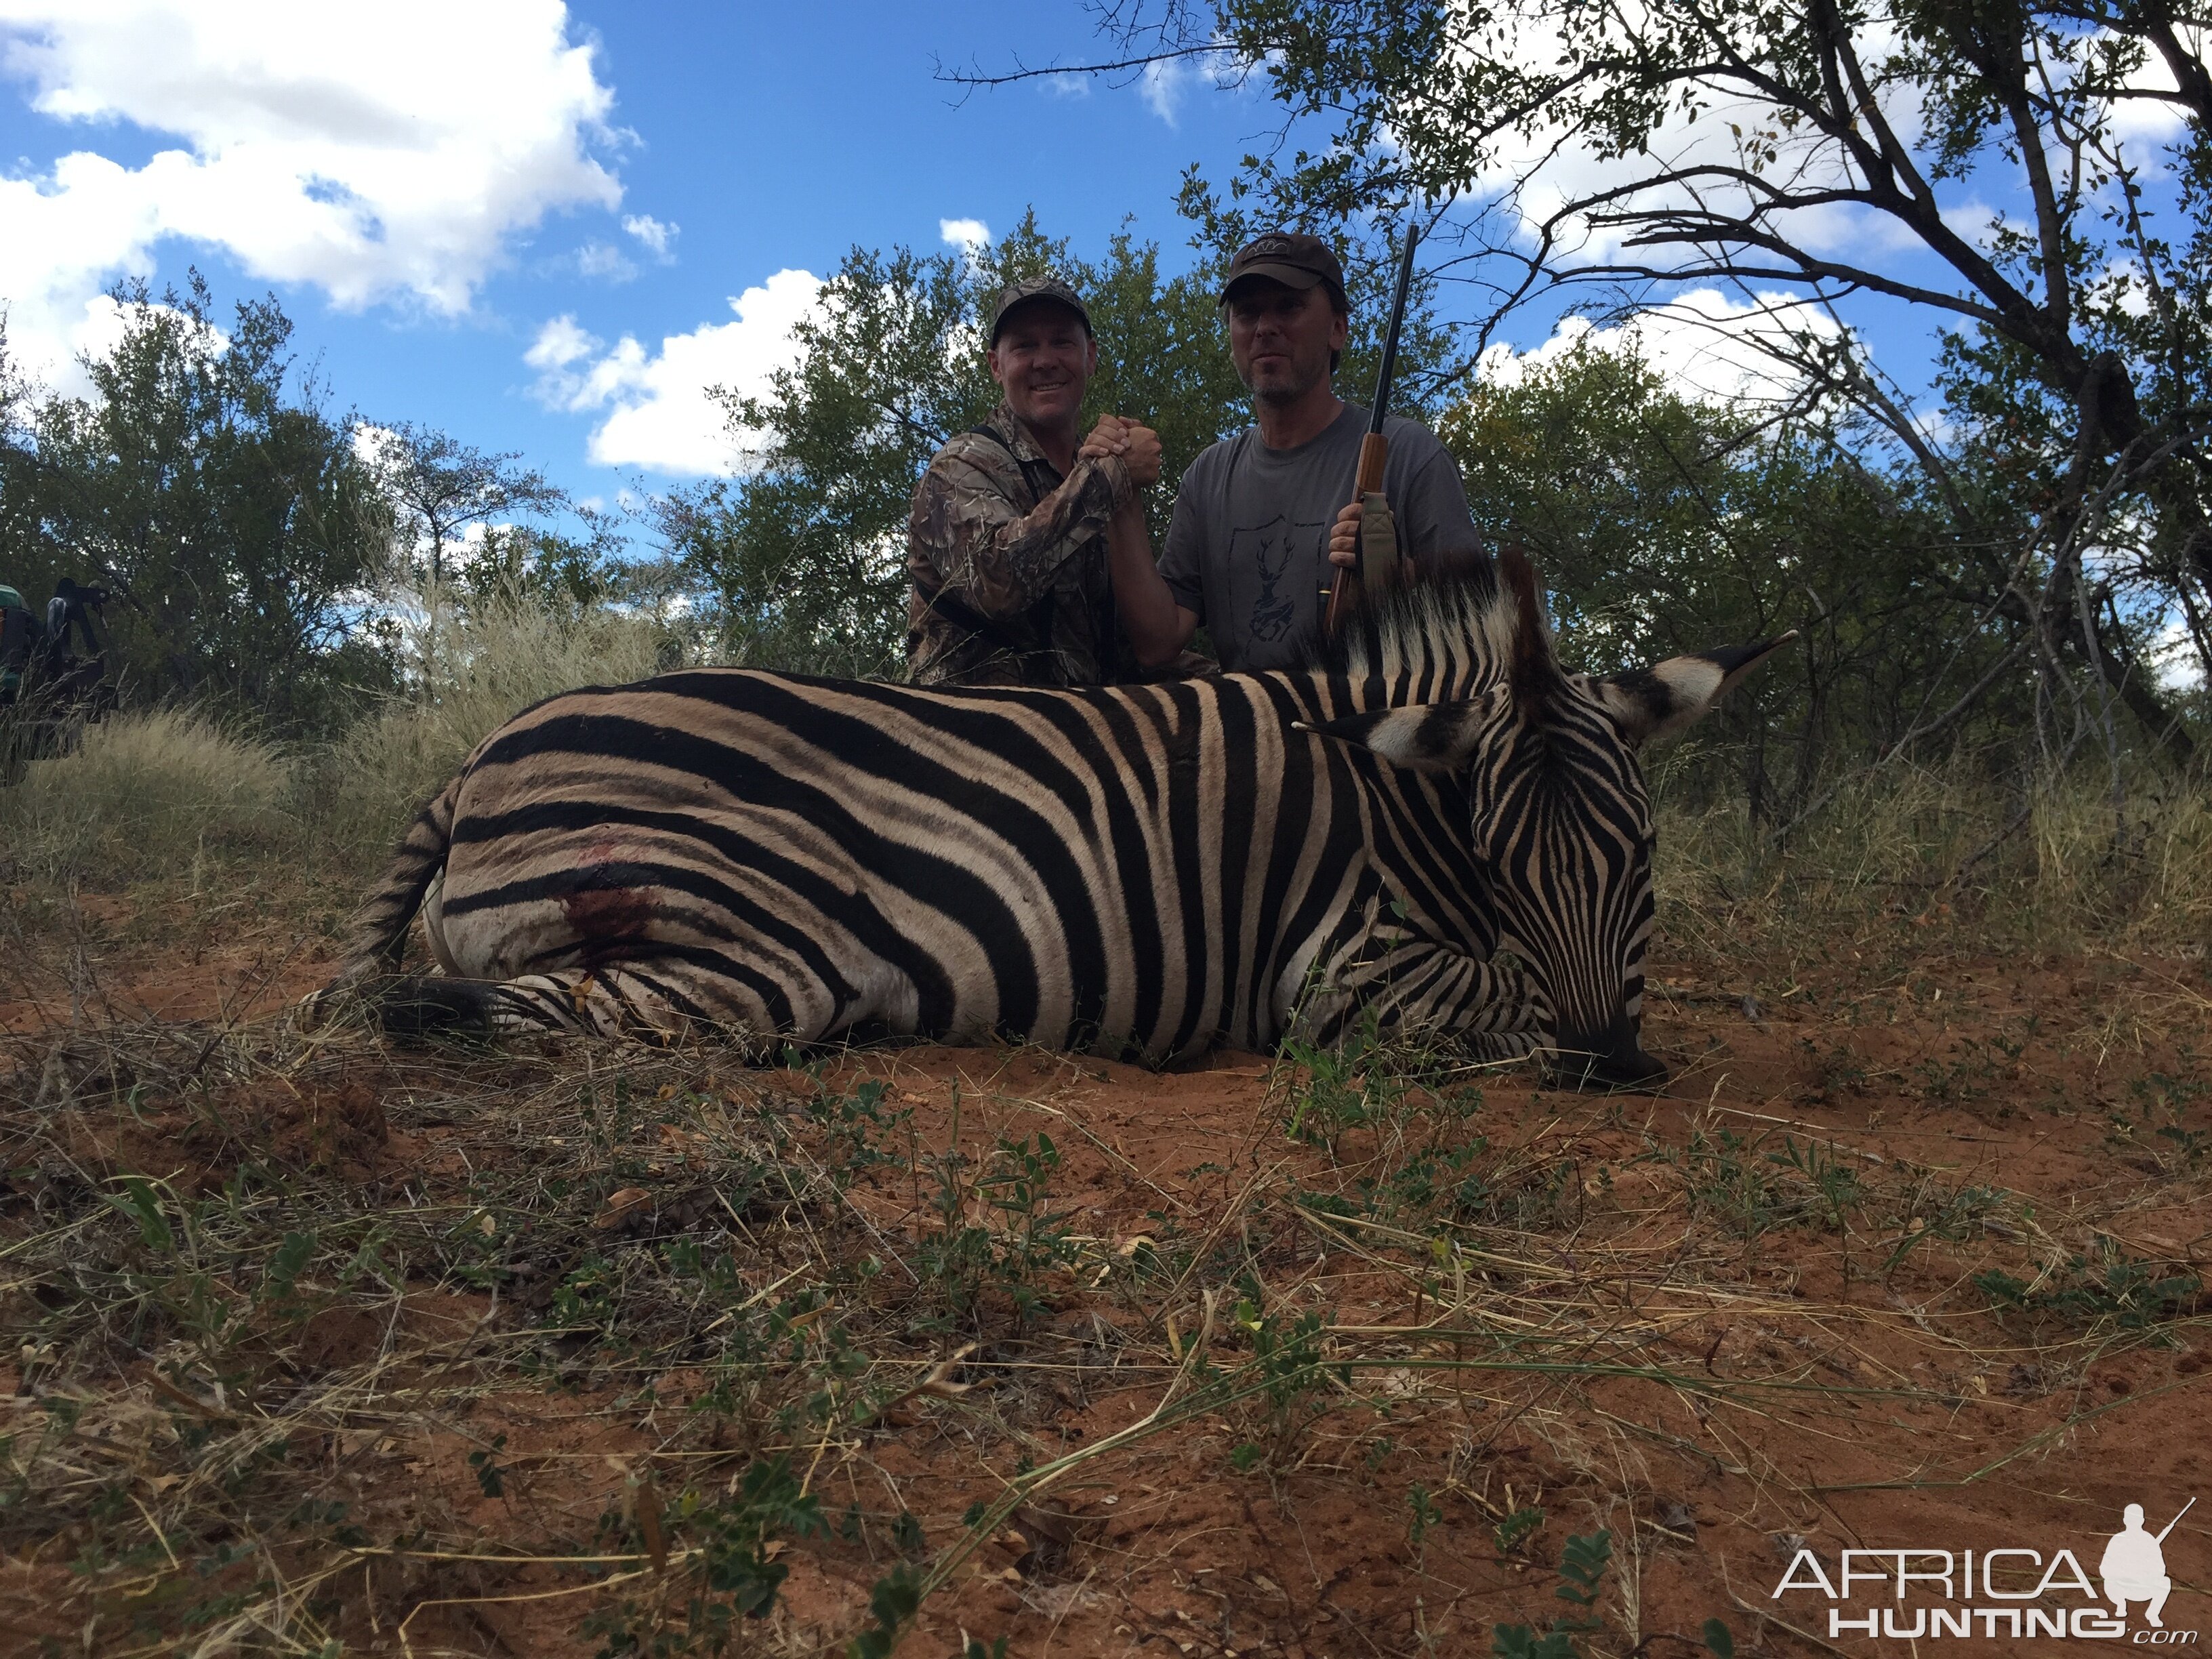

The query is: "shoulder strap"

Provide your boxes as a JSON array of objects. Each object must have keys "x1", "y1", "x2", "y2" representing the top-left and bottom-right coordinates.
[
  {"x1": 912, "y1": 424, "x2": 1069, "y2": 677},
  {"x1": 966, "y1": 423, "x2": 1061, "y2": 507}
]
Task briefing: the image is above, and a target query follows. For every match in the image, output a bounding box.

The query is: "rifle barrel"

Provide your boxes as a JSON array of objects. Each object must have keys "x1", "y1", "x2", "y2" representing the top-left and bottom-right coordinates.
[
  {"x1": 2156, "y1": 1496, "x2": 2196, "y2": 1542},
  {"x1": 1370, "y1": 222, "x2": 1421, "y2": 434}
]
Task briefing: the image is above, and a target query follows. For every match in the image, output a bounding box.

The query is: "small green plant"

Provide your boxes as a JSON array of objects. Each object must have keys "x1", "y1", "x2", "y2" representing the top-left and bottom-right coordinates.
[
  {"x1": 1975, "y1": 1244, "x2": 2203, "y2": 1333},
  {"x1": 1494, "y1": 1505, "x2": 1545, "y2": 1555},
  {"x1": 975, "y1": 1130, "x2": 1076, "y2": 1316},
  {"x1": 846, "y1": 1563, "x2": 924, "y2": 1659},
  {"x1": 1880, "y1": 1170, "x2": 2008, "y2": 1277},
  {"x1": 1226, "y1": 1281, "x2": 1346, "y2": 1471},
  {"x1": 1660, "y1": 1128, "x2": 1782, "y2": 1247},
  {"x1": 803, "y1": 1075, "x2": 912, "y2": 1186},
  {"x1": 2123, "y1": 1064, "x2": 2212, "y2": 1167},
  {"x1": 1803, "y1": 1037, "x2": 1868, "y2": 1095},
  {"x1": 468, "y1": 1433, "x2": 509, "y2": 1498},
  {"x1": 1277, "y1": 1002, "x2": 1477, "y2": 1158},
  {"x1": 585, "y1": 1456, "x2": 825, "y2": 1656},
  {"x1": 914, "y1": 1113, "x2": 1077, "y2": 1330},
  {"x1": 1771, "y1": 1136, "x2": 1862, "y2": 1233},
  {"x1": 1490, "y1": 1528, "x2": 1612, "y2": 1658},
  {"x1": 1280, "y1": 1029, "x2": 1395, "y2": 1147},
  {"x1": 1408, "y1": 1483, "x2": 1443, "y2": 1553}
]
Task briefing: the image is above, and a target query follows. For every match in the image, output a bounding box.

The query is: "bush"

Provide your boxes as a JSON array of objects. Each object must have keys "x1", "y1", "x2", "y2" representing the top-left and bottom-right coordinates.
[{"x1": 0, "y1": 708, "x2": 293, "y2": 884}]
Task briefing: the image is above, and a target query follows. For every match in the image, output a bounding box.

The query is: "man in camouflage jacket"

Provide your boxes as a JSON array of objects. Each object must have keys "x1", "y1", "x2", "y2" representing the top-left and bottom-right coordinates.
[{"x1": 905, "y1": 276, "x2": 1166, "y2": 687}]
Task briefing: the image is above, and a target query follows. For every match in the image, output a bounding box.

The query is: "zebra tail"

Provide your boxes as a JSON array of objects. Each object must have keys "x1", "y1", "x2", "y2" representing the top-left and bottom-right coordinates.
[{"x1": 325, "y1": 774, "x2": 462, "y2": 989}]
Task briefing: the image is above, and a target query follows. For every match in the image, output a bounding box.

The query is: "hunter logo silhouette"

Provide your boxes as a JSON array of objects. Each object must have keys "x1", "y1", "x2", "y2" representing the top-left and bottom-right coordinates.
[{"x1": 2102, "y1": 1498, "x2": 2191, "y2": 1627}]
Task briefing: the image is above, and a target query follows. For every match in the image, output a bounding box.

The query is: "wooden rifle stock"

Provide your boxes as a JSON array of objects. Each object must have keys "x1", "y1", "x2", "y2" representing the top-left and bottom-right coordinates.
[
  {"x1": 1322, "y1": 432, "x2": 1392, "y2": 636},
  {"x1": 1322, "y1": 221, "x2": 1419, "y2": 639}
]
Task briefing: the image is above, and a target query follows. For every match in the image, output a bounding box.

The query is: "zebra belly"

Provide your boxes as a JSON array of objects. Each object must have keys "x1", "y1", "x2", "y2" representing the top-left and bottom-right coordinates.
[
  {"x1": 428, "y1": 793, "x2": 1224, "y2": 1058},
  {"x1": 411, "y1": 669, "x2": 1427, "y2": 1060}
]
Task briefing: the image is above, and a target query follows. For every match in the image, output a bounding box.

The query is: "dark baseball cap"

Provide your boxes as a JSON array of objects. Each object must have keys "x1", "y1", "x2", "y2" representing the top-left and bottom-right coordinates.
[
  {"x1": 1221, "y1": 232, "x2": 1347, "y2": 304},
  {"x1": 989, "y1": 276, "x2": 1092, "y2": 344}
]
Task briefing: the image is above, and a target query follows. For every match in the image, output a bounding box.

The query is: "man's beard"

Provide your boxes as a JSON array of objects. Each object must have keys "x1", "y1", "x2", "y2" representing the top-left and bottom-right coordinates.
[{"x1": 1247, "y1": 355, "x2": 1327, "y2": 408}]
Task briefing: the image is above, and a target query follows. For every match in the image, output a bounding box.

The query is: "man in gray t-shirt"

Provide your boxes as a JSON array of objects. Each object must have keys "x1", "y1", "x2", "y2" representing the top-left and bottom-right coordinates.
[
  {"x1": 1109, "y1": 232, "x2": 1483, "y2": 674},
  {"x1": 1158, "y1": 403, "x2": 1478, "y2": 671}
]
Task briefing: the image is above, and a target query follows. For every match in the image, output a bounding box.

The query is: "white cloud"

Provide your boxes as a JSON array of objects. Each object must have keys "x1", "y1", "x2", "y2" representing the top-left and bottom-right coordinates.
[
  {"x1": 939, "y1": 216, "x2": 991, "y2": 254},
  {"x1": 1139, "y1": 58, "x2": 1185, "y2": 126},
  {"x1": 529, "y1": 268, "x2": 822, "y2": 476},
  {"x1": 1047, "y1": 73, "x2": 1091, "y2": 99},
  {"x1": 1479, "y1": 288, "x2": 1845, "y2": 405},
  {"x1": 524, "y1": 313, "x2": 596, "y2": 373},
  {"x1": 622, "y1": 213, "x2": 676, "y2": 258},
  {"x1": 575, "y1": 240, "x2": 636, "y2": 282},
  {"x1": 0, "y1": 0, "x2": 621, "y2": 388}
]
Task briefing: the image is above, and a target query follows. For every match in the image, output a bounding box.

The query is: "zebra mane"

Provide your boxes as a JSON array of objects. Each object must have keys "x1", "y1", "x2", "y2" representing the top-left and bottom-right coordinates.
[{"x1": 1311, "y1": 558, "x2": 1527, "y2": 701}]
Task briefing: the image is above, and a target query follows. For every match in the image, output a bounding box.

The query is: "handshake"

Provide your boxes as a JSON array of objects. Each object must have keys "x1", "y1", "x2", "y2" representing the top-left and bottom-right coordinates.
[{"x1": 1080, "y1": 415, "x2": 1164, "y2": 489}]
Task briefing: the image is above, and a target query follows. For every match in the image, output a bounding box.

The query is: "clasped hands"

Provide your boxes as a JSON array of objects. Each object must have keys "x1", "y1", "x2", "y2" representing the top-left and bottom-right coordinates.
[
  {"x1": 1080, "y1": 414, "x2": 1164, "y2": 488},
  {"x1": 1080, "y1": 415, "x2": 1394, "y2": 577}
]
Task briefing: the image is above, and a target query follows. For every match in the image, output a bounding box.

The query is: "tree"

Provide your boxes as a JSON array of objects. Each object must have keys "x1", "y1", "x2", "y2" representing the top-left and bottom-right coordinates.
[
  {"x1": 458, "y1": 504, "x2": 629, "y2": 614},
  {"x1": 658, "y1": 240, "x2": 988, "y2": 676},
  {"x1": 1446, "y1": 338, "x2": 2026, "y2": 817},
  {"x1": 958, "y1": 1, "x2": 2212, "y2": 766},
  {"x1": 372, "y1": 422, "x2": 564, "y2": 589},
  {"x1": 663, "y1": 210, "x2": 1446, "y2": 676},
  {"x1": 0, "y1": 274, "x2": 398, "y2": 732}
]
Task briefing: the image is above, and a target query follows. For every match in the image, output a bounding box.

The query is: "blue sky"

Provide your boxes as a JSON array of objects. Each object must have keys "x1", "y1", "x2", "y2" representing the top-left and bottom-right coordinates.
[
  {"x1": 1, "y1": 3, "x2": 2184, "y2": 539},
  {"x1": 0, "y1": 2, "x2": 1295, "y2": 520}
]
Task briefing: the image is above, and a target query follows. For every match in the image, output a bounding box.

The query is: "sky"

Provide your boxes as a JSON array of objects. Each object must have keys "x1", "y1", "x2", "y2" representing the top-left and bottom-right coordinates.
[
  {"x1": 0, "y1": 3, "x2": 2188, "y2": 532},
  {"x1": 0, "y1": 1, "x2": 1305, "y2": 517}
]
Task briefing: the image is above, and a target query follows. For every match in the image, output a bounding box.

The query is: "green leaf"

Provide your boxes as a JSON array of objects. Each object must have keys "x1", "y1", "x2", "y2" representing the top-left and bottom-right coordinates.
[{"x1": 104, "y1": 1175, "x2": 174, "y2": 1253}]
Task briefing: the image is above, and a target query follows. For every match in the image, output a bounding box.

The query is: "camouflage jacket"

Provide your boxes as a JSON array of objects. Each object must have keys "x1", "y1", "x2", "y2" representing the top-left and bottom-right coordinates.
[{"x1": 905, "y1": 403, "x2": 1136, "y2": 687}]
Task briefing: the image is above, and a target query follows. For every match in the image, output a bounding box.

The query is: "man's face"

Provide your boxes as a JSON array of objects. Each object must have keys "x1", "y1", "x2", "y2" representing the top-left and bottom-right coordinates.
[
  {"x1": 1225, "y1": 279, "x2": 1347, "y2": 407},
  {"x1": 987, "y1": 302, "x2": 1097, "y2": 430}
]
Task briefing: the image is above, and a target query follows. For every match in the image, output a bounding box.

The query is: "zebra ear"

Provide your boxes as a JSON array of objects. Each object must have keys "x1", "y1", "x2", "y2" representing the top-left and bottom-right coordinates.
[
  {"x1": 1587, "y1": 633, "x2": 1799, "y2": 747},
  {"x1": 1294, "y1": 688, "x2": 1509, "y2": 770}
]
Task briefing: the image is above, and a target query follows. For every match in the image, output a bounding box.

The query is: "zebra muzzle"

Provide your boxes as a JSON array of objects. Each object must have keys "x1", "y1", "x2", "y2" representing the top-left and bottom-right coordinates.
[{"x1": 1545, "y1": 1023, "x2": 1668, "y2": 1092}]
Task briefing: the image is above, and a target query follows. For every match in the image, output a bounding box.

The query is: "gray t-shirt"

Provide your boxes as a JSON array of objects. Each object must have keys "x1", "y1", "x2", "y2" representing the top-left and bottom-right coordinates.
[{"x1": 1158, "y1": 402, "x2": 1481, "y2": 671}]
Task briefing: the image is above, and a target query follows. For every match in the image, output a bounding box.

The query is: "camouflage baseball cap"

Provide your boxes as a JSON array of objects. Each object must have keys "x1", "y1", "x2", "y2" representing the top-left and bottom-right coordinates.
[
  {"x1": 1221, "y1": 232, "x2": 1347, "y2": 304},
  {"x1": 989, "y1": 276, "x2": 1092, "y2": 344}
]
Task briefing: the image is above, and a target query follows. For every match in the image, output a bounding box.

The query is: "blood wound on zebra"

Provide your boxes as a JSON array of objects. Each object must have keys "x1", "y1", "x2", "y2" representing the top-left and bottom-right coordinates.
[
  {"x1": 319, "y1": 551, "x2": 1793, "y2": 1090},
  {"x1": 560, "y1": 884, "x2": 658, "y2": 972}
]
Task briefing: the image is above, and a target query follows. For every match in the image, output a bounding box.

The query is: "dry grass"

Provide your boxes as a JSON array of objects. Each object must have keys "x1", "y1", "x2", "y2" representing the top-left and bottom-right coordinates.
[
  {"x1": 0, "y1": 708, "x2": 295, "y2": 885},
  {"x1": 0, "y1": 589, "x2": 674, "y2": 895},
  {"x1": 1656, "y1": 758, "x2": 2212, "y2": 958},
  {"x1": 4, "y1": 638, "x2": 2210, "y2": 1655}
]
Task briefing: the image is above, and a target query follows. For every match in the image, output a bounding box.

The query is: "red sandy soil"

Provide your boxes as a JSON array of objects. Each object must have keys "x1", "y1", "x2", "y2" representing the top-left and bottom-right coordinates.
[{"x1": 2, "y1": 887, "x2": 2208, "y2": 1658}]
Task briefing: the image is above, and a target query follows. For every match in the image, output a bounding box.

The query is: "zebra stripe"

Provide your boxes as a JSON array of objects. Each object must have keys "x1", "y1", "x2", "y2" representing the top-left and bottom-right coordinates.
[{"x1": 325, "y1": 556, "x2": 1785, "y2": 1080}]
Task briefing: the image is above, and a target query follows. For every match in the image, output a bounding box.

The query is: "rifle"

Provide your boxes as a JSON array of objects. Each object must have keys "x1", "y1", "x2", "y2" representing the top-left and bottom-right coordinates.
[
  {"x1": 2156, "y1": 1497, "x2": 2196, "y2": 1543},
  {"x1": 1322, "y1": 221, "x2": 1420, "y2": 638}
]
